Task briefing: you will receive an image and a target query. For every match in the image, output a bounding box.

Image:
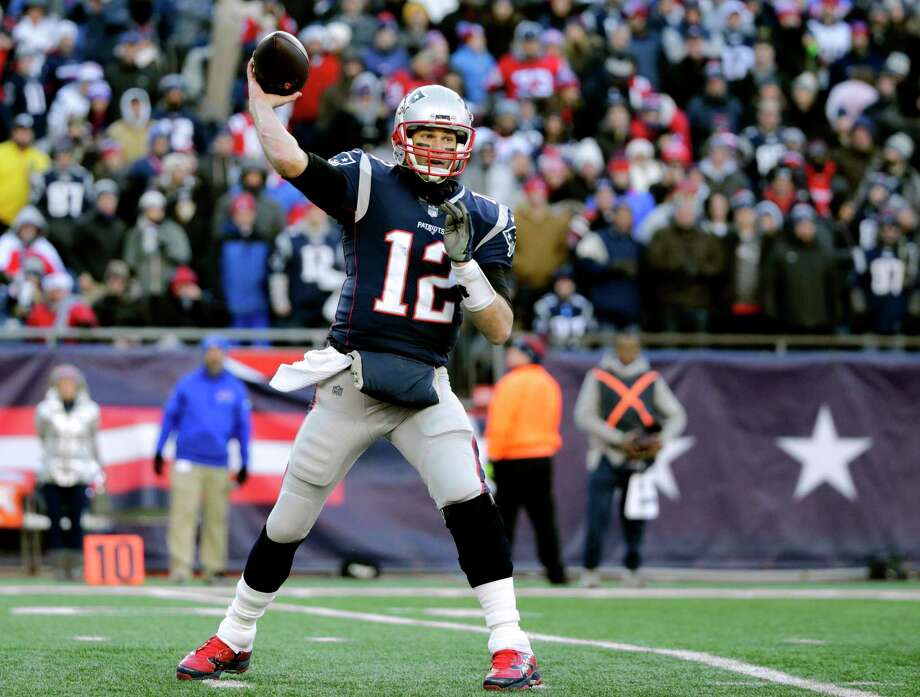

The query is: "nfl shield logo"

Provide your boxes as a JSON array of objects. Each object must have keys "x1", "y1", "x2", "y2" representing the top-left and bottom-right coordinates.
[{"x1": 427, "y1": 205, "x2": 439, "y2": 218}]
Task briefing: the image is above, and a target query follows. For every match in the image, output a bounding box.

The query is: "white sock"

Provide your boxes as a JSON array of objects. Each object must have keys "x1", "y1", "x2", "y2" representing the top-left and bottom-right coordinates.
[
  {"x1": 217, "y1": 577, "x2": 276, "y2": 653},
  {"x1": 474, "y1": 577, "x2": 532, "y2": 655}
]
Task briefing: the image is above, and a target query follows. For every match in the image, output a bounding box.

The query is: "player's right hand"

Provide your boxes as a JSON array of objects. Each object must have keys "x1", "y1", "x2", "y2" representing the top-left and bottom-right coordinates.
[{"x1": 247, "y1": 59, "x2": 302, "y2": 108}]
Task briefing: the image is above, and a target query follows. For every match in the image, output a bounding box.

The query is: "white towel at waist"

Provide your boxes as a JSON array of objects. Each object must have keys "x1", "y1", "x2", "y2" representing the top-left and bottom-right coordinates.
[{"x1": 269, "y1": 346, "x2": 353, "y2": 392}]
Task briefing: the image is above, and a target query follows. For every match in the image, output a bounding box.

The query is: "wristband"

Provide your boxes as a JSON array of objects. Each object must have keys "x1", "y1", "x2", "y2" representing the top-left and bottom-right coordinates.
[{"x1": 452, "y1": 259, "x2": 497, "y2": 312}]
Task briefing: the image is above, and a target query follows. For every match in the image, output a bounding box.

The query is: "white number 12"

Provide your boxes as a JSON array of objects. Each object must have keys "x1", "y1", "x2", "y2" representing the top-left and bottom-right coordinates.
[{"x1": 373, "y1": 230, "x2": 455, "y2": 324}]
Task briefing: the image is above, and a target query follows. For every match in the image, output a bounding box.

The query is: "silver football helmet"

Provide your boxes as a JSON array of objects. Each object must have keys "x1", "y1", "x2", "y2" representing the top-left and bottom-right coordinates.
[{"x1": 391, "y1": 84, "x2": 475, "y2": 183}]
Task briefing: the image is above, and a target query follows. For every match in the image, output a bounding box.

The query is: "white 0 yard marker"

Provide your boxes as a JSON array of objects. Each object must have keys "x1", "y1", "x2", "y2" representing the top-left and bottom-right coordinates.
[
  {"x1": 202, "y1": 679, "x2": 251, "y2": 689},
  {"x1": 423, "y1": 608, "x2": 484, "y2": 618},
  {"x1": 12, "y1": 606, "x2": 86, "y2": 615},
  {"x1": 72, "y1": 635, "x2": 109, "y2": 642}
]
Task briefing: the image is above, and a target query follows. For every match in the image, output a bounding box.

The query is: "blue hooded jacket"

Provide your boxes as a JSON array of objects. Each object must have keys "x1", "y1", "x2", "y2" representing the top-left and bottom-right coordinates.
[{"x1": 155, "y1": 363, "x2": 251, "y2": 468}]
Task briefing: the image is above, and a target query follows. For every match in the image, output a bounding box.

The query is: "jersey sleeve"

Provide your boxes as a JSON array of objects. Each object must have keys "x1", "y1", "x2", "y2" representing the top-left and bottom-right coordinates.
[
  {"x1": 471, "y1": 195, "x2": 516, "y2": 268},
  {"x1": 285, "y1": 148, "x2": 364, "y2": 222}
]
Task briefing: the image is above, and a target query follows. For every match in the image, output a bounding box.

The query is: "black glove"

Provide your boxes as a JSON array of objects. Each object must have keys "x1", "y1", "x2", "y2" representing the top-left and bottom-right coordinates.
[
  {"x1": 153, "y1": 452, "x2": 164, "y2": 476},
  {"x1": 236, "y1": 467, "x2": 248, "y2": 486},
  {"x1": 440, "y1": 200, "x2": 473, "y2": 263}
]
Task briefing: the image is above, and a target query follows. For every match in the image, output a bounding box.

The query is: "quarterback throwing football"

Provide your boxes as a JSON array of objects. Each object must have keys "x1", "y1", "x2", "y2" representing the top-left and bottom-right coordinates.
[{"x1": 176, "y1": 60, "x2": 540, "y2": 690}]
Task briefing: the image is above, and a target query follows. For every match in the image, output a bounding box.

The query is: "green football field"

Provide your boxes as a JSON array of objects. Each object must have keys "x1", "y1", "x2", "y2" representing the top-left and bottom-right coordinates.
[{"x1": 1, "y1": 578, "x2": 918, "y2": 697}]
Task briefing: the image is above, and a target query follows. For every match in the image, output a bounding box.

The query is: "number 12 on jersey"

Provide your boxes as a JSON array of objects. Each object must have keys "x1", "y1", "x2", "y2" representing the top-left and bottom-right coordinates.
[{"x1": 373, "y1": 230, "x2": 456, "y2": 324}]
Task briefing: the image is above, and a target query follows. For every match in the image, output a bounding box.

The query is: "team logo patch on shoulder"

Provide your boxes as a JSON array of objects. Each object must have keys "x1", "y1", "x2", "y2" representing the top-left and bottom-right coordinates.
[{"x1": 328, "y1": 152, "x2": 357, "y2": 167}]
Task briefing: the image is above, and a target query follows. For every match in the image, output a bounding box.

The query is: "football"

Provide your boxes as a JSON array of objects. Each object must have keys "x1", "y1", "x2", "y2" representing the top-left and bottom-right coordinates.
[{"x1": 252, "y1": 30, "x2": 310, "y2": 96}]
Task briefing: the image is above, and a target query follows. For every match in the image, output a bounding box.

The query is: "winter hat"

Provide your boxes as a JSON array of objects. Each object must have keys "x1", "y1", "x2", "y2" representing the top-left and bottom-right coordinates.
[{"x1": 884, "y1": 133, "x2": 914, "y2": 160}]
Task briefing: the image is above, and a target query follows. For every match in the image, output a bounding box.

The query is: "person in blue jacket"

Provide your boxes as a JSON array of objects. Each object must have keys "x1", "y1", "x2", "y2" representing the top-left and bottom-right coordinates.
[{"x1": 154, "y1": 336, "x2": 252, "y2": 583}]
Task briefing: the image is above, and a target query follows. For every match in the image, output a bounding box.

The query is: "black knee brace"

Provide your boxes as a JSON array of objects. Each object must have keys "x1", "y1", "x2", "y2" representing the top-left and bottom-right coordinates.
[
  {"x1": 442, "y1": 493, "x2": 513, "y2": 588},
  {"x1": 242, "y1": 526, "x2": 304, "y2": 593}
]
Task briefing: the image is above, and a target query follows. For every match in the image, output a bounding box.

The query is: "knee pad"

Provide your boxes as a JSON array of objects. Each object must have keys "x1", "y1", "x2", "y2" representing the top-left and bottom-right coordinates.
[
  {"x1": 242, "y1": 525, "x2": 303, "y2": 593},
  {"x1": 442, "y1": 492, "x2": 513, "y2": 588}
]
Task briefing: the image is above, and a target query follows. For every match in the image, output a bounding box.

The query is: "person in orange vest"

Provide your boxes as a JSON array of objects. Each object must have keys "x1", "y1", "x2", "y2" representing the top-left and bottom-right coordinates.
[
  {"x1": 486, "y1": 335, "x2": 567, "y2": 584},
  {"x1": 574, "y1": 331, "x2": 686, "y2": 587}
]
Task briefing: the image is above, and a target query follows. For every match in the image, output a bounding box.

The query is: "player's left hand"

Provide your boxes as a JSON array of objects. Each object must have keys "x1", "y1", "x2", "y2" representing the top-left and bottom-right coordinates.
[
  {"x1": 236, "y1": 467, "x2": 248, "y2": 486},
  {"x1": 440, "y1": 200, "x2": 473, "y2": 263}
]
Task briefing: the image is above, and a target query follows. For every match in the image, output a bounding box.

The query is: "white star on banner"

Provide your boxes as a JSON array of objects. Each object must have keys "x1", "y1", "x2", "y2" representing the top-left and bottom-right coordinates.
[
  {"x1": 776, "y1": 405, "x2": 872, "y2": 501},
  {"x1": 647, "y1": 436, "x2": 695, "y2": 499}
]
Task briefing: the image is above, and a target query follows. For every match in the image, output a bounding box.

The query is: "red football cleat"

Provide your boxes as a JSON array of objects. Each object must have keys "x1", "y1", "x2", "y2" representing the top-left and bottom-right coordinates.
[
  {"x1": 483, "y1": 649, "x2": 542, "y2": 690},
  {"x1": 176, "y1": 635, "x2": 251, "y2": 681}
]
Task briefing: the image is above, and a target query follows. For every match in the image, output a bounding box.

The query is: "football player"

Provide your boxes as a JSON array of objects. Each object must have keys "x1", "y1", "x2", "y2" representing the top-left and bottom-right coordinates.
[{"x1": 176, "y1": 60, "x2": 540, "y2": 691}]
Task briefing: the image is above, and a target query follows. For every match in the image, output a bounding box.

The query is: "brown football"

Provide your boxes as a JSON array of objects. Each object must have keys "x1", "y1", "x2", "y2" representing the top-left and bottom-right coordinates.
[{"x1": 252, "y1": 31, "x2": 310, "y2": 97}]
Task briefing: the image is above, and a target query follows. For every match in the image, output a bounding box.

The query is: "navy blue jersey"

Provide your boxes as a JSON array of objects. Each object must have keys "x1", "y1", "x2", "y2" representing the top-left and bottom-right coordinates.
[
  {"x1": 294, "y1": 149, "x2": 515, "y2": 366},
  {"x1": 853, "y1": 241, "x2": 918, "y2": 333},
  {"x1": 33, "y1": 165, "x2": 94, "y2": 221},
  {"x1": 270, "y1": 224, "x2": 344, "y2": 317}
]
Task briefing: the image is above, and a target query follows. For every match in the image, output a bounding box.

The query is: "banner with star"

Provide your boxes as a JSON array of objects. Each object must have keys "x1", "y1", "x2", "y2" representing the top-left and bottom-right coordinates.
[{"x1": 0, "y1": 347, "x2": 918, "y2": 569}]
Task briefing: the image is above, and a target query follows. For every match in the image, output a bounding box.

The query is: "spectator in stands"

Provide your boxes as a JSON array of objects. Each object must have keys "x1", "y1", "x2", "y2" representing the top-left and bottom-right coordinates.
[
  {"x1": 764, "y1": 203, "x2": 841, "y2": 333},
  {"x1": 574, "y1": 332, "x2": 686, "y2": 586},
  {"x1": 699, "y1": 133, "x2": 749, "y2": 197},
  {"x1": 720, "y1": 190, "x2": 769, "y2": 333},
  {"x1": 289, "y1": 25, "x2": 341, "y2": 152},
  {"x1": 220, "y1": 192, "x2": 271, "y2": 333},
  {"x1": 46, "y1": 62, "x2": 104, "y2": 141},
  {"x1": 12, "y1": 0, "x2": 60, "y2": 55},
  {"x1": 533, "y1": 266, "x2": 595, "y2": 346},
  {"x1": 158, "y1": 152, "x2": 210, "y2": 281},
  {"x1": 26, "y1": 271, "x2": 98, "y2": 329},
  {"x1": 92, "y1": 259, "x2": 150, "y2": 327},
  {"x1": 323, "y1": 72, "x2": 390, "y2": 154},
  {"x1": 121, "y1": 124, "x2": 172, "y2": 216},
  {"x1": 33, "y1": 137, "x2": 95, "y2": 269},
  {"x1": 105, "y1": 31, "x2": 163, "y2": 106},
  {"x1": 851, "y1": 212, "x2": 918, "y2": 335},
  {"x1": 158, "y1": 265, "x2": 225, "y2": 328},
  {"x1": 334, "y1": 0, "x2": 378, "y2": 50},
  {"x1": 5, "y1": 46, "x2": 49, "y2": 140},
  {"x1": 35, "y1": 364, "x2": 103, "y2": 580},
  {"x1": 0, "y1": 205, "x2": 64, "y2": 283},
  {"x1": 0, "y1": 114, "x2": 49, "y2": 227},
  {"x1": 212, "y1": 158, "x2": 285, "y2": 243},
  {"x1": 73, "y1": 179, "x2": 127, "y2": 287},
  {"x1": 450, "y1": 23, "x2": 495, "y2": 113},
  {"x1": 154, "y1": 337, "x2": 251, "y2": 584},
  {"x1": 362, "y1": 14, "x2": 410, "y2": 78},
  {"x1": 486, "y1": 336, "x2": 566, "y2": 585},
  {"x1": 574, "y1": 196, "x2": 642, "y2": 329},
  {"x1": 123, "y1": 189, "x2": 191, "y2": 320},
  {"x1": 647, "y1": 192, "x2": 726, "y2": 331},
  {"x1": 862, "y1": 133, "x2": 920, "y2": 211},
  {"x1": 686, "y1": 61, "x2": 743, "y2": 156},
  {"x1": 269, "y1": 202, "x2": 343, "y2": 328},
  {"x1": 152, "y1": 74, "x2": 207, "y2": 154},
  {"x1": 106, "y1": 88, "x2": 152, "y2": 165},
  {"x1": 831, "y1": 117, "x2": 876, "y2": 194},
  {"x1": 511, "y1": 177, "x2": 573, "y2": 328}
]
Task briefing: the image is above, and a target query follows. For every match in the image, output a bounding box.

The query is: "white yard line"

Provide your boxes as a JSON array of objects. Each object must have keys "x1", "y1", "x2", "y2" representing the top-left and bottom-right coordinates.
[{"x1": 2, "y1": 585, "x2": 890, "y2": 697}]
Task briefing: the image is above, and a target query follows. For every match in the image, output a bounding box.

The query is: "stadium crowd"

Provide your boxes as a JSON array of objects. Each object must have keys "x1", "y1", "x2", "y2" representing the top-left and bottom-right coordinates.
[{"x1": 1, "y1": 0, "x2": 919, "y2": 342}]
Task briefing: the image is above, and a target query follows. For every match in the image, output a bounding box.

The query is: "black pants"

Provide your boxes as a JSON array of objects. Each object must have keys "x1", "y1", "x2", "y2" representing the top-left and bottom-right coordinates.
[
  {"x1": 493, "y1": 457, "x2": 565, "y2": 582},
  {"x1": 42, "y1": 483, "x2": 88, "y2": 551},
  {"x1": 583, "y1": 458, "x2": 646, "y2": 571}
]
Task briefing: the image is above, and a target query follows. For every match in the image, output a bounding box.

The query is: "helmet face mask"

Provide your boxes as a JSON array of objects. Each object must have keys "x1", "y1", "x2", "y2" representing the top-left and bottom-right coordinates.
[{"x1": 392, "y1": 85, "x2": 475, "y2": 183}]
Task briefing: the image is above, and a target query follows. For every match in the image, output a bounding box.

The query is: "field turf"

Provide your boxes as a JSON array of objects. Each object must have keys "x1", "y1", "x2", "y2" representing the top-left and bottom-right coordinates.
[{"x1": 0, "y1": 578, "x2": 918, "y2": 697}]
